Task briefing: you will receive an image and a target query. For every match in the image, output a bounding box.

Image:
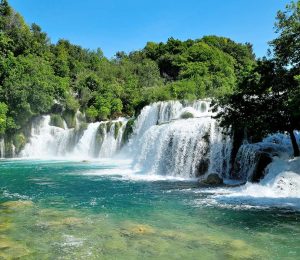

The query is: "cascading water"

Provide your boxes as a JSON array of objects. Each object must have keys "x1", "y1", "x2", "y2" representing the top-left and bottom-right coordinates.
[
  {"x1": 21, "y1": 115, "x2": 127, "y2": 159},
  {"x1": 233, "y1": 132, "x2": 300, "y2": 181},
  {"x1": 209, "y1": 157, "x2": 300, "y2": 209},
  {"x1": 98, "y1": 121, "x2": 126, "y2": 157},
  {"x1": 21, "y1": 116, "x2": 74, "y2": 158},
  {"x1": 0, "y1": 138, "x2": 4, "y2": 158},
  {"x1": 126, "y1": 100, "x2": 232, "y2": 178},
  {"x1": 18, "y1": 100, "x2": 299, "y2": 185},
  {"x1": 72, "y1": 122, "x2": 101, "y2": 158},
  {"x1": 19, "y1": 100, "x2": 232, "y2": 179}
]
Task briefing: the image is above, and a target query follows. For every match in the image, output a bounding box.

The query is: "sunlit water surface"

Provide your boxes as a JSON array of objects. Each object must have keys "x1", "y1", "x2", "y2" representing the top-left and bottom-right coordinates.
[{"x1": 0, "y1": 160, "x2": 299, "y2": 259}]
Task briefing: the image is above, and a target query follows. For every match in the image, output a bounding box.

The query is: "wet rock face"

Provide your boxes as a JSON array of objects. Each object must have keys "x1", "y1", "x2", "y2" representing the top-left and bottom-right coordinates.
[
  {"x1": 195, "y1": 132, "x2": 210, "y2": 177},
  {"x1": 251, "y1": 152, "x2": 273, "y2": 182},
  {"x1": 233, "y1": 143, "x2": 282, "y2": 182},
  {"x1": 196, "y1": 158, "x2": 209, "y2": 177}
]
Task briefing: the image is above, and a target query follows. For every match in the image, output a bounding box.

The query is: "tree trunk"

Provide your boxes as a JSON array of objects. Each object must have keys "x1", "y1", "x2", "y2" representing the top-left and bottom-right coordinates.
[{"x1": 288, "y1": 129, "x2": 300, "y2": 157}]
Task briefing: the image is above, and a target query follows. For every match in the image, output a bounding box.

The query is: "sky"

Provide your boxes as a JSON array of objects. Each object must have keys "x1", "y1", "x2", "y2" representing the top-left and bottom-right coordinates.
[{"x1": 9, "y1": 0, "x2": 291, "y2": 58}]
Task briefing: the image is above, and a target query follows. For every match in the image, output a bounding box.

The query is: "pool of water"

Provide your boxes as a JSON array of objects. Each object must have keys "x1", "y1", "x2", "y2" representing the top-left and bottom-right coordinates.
[{"x1": 0, "y1": 160, "x2": 299, "y2": 259}]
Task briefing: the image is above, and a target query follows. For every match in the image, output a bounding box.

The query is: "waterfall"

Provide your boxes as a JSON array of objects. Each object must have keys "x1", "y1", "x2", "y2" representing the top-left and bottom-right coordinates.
[
  {"x1": 126, "y1": 100, "x2": 232, "y2": 178},
  {"x1": 233, "y1": 132, "x2": 299, "y2": 181},
  {"x1": 21, "y1": 116, "x2": 73, "y2": 158},
  {"x1": 98, "y1": 121, "x2": 127, "y2": 158},
  {"x1": 213, "y1": 157, "x2": 300, "y2": 209},
  {"x1": 18, "y1": 100, "x2": 232, "y2": 179},
  {"x1": 21, "y1": 115, "x2": 127, "y2": 159},
  {"x1": 130, "y1": 100, "x2": 210, "y2": 141},
  {"x1": 72, "y1": 122, "x2": 101, "y2": 158},
  {"x1": 0, "y1": 138, "x2": 4, "y2": 158}
]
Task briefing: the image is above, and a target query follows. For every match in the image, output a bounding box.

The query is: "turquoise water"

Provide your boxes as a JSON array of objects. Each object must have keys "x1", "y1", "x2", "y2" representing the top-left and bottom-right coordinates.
[{"x1": 0, "y1": 160, "x2": 299, "y2": 259}]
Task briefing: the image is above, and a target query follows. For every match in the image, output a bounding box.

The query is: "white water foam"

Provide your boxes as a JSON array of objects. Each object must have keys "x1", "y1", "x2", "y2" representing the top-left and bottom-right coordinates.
[
  {"x1": 193, "y1": 157, "x2": 300, "y2": 210},
  {"x1": 234, "y1": 131, "x2": 300, "y2": 181},
  {"x1": 126, "y1": 100, "x2": 232, "y2": 178},
  {"x1": 21, "y1": 115, "x2": 127, "y2": 159},
  {"x1": 0, "y1": 138, "x2": 4, "y2": 158}
]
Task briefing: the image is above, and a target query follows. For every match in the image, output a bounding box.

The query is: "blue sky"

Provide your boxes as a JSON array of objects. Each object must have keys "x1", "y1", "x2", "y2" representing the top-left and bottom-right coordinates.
[{"x1": 9, "y1": 0, "x2": 290, "y2": 58}]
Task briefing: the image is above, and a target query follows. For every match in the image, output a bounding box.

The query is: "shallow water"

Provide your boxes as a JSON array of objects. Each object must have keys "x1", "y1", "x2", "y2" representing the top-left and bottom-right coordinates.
[{"x1": 0, "y1": 160, "x2": 299, "y2": 259}]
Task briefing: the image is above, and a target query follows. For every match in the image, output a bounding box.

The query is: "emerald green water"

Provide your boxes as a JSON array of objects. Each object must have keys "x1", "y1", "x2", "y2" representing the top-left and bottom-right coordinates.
[{"x1": 0, "y1": 160, "x2": 299, "y2": 259}]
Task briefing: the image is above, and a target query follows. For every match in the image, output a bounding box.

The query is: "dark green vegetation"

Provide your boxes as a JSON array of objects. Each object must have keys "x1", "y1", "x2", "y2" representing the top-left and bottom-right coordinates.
[
  {"x1": 215, "y1": 1, "x2": 300, "y2": 156},
  {"x1": 0, "y1": 0, "x2": 254, "y2": 140},
  {"x1": 1, "y1": 0, "x2": 299, "y2": 158}
]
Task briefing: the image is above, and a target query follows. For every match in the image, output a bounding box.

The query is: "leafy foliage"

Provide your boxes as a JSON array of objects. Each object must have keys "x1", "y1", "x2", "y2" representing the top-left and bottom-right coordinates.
[
  {"x1": 0, "y1": 0, "x2": 255, "y2": 139},
  {"x1": 215, "y1": 1, "x2": 300, "y2": 156}
]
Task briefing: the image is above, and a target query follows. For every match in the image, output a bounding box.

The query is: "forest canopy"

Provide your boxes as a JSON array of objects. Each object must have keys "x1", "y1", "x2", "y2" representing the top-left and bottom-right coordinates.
[{"x1": 0, "y1": 0, "x2": 255, "y2": 137}]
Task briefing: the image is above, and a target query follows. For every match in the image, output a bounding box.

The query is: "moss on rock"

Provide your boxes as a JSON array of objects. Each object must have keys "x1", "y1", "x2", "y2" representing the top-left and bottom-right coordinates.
[
  {"x1": 62, "y1": 110, "x2": 76, "y2": 128},
  {"x1": 106, "y1": 121, "x2": 113, "y2": 132},
  {"x1": 121, "y1": 118, "x2": 135, "y2": 145},
  {"x1": 13, "y1": 133, "x2": 27, "y2": 154},
  {"x1": 114, "y1": 122, "x2": 123, "y2": 139},
  {"x1": 50, "y1": 114, "x2": 65, "y2": 129},
  {"x1": 180, "y1": 111, "x2": 194, "y2": 119},
  {"x1": 4, "y1": 139, "x2": 14, "y2": 157}
]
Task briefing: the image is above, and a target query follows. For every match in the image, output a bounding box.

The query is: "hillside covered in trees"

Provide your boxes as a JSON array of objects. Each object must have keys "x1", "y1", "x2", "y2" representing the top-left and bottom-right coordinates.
[
  {"x1": 0, "y1": 0, "x2": 255, "y2": 139},
  {"x1": 2, "y1": 0, "x2": 299, "y2": 159}
]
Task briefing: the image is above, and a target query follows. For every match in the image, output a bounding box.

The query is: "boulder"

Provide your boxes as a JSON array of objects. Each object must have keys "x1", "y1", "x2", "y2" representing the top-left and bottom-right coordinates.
[{"x1": 201, "y1": 173, "x2": 223, "y2": 185}]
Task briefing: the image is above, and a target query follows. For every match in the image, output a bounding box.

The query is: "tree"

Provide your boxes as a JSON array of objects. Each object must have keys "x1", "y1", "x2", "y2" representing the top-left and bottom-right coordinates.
[
  {"x1": 0, "y1": 102, "x2": 8, "y2": 135},
  {"x1": 271, "y1": 1, "x2": 300, "y2": 68},
  {"x1": 215, "y1": 1, "x2": 300, "y2": 157},
  {"x1": 0, "y1": 0, "x2": 257, "y2": 141},
  {"x1": 271, "y1": 0, "x2": 300, "y2": 156}
]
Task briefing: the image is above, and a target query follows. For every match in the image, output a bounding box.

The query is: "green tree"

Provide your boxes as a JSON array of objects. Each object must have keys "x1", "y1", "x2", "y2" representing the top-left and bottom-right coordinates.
[
  {"x1": 0, "y1": 102, "x2": 8, "y2": 135},
  {"x1": 271, "y1": 1, "x2": 300, "y2": 67},
  {"x1": 216, "y1": 1, "x2": 300, "y2": 157}
]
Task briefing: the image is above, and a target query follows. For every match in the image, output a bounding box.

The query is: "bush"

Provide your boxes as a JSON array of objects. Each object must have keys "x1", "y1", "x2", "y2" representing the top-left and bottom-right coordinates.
[{"x1": 86, "y1": 106, "x2": 98, "y2": 122}]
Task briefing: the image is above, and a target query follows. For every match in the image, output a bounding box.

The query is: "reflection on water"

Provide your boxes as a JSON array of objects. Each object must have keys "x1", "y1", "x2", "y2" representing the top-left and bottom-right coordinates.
[{"x1": 0, "y1": 160, "x2": 299, "y2": 259}]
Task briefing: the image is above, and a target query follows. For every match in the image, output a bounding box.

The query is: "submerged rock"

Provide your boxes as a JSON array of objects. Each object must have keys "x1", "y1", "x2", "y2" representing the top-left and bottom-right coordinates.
[
  {"x1": 0, "y1": 221, "x2": 13, "y2": 231},
  {"x1": 120, "y1": 222, "x2": 155, "y2": 237},
  {"x1": 201, "y1": 173, "x2": 223, "y2": 185},
  {"x1": 0, "y1": 237, "x2": 30, "y2": 259},
  {"x1": 1, "y1": 200, "x2": 33, "y2": 209}
]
